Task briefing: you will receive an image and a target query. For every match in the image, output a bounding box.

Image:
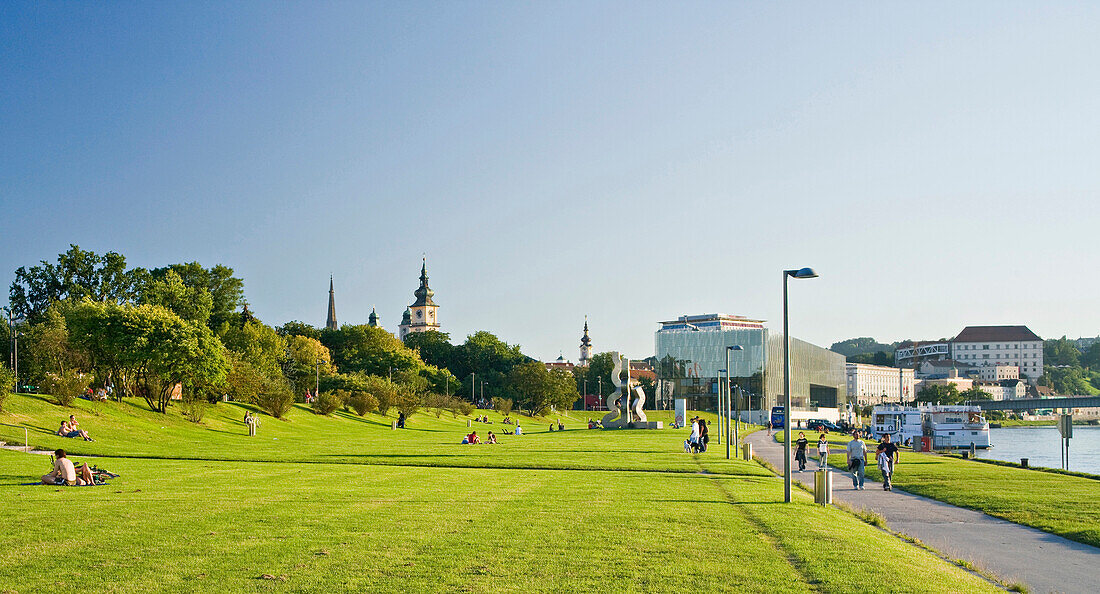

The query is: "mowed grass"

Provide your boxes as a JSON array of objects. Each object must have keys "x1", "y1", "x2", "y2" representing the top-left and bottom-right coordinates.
[
  {"x1": 0, "y1": 394, "x2": 1001, "y2": 593},
  {"x1": 775, "y1": 431, "x2": 1100, "y2": 548}
]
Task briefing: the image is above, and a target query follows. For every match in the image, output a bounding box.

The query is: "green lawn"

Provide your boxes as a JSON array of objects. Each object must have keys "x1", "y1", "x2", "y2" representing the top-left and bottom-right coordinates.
[
  {"x1": 0, "y1": 394, "x2": 1001, "y2": 593},
  {"x1": 773, "y1": 431, "x2": 1100, "y2": 548}
]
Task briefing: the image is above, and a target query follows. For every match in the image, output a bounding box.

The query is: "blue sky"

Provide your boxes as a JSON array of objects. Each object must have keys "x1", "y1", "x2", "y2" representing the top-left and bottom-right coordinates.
[{"x1": 2, "y1": 2, "x2": 1099, "y2": 361}]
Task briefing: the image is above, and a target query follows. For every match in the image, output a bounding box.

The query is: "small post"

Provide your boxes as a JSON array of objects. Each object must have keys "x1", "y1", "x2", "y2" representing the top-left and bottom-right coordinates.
[
  {"x1": 392, "y1": 420, "x2": 397, "y2": 430},
  {"x1": 1020, "y1": 458, "x2": 1029, "y2": 468},
  {"x1": 467, "y1": 419, "x2": 472, "y2": 428}
]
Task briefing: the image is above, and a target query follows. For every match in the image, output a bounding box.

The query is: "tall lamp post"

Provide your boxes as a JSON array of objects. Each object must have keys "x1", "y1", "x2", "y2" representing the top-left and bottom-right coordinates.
[
  {"x1": 783, "y1": 267, "x2": 818, "y2": 503},
  {"x1": 725, "y1": 345, "x2": 743, "y2": 459}
]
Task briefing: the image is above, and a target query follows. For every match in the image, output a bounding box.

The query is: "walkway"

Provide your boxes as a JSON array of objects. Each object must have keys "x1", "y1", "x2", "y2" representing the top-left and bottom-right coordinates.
[{"x1": 746, "y1": 431, "x2": 1100, "y2": 594}]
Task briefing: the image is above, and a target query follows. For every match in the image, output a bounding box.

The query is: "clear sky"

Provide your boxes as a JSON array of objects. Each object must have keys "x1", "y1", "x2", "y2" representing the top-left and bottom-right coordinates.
[{"x1": 2, "y1": 2, "x2": 1099, "y2": 361}]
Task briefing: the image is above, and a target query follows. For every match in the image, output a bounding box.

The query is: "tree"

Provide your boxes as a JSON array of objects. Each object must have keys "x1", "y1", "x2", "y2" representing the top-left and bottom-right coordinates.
[
  {"x1": 255, "y1": 380, "x2": 295, "y2": 419},
  {"x1": 403, "y1": 330, "x2": 454, "y2": 370},
  {"x1": 915, "y1": 383, "x2": 962, "y2": 405},
  {"x1": 1044, "y1": 337, "x2": 1081, "y2": 367},
  {"x1": 20, "y1": 304, "x2": 89, "y2": 385},
  {"x1": 830, "y1": 337, "x2": 894, "y2": 358},
  {"x1": 140, "y1": 270, "x2": 214, "y2": 325},
  {"x1": 321, "y1": 324, "x2": 422, "y2": 379},
  {"x1": 959, "y1": 386, "x2": 989, "y2": 401},
  {"x1": 220, "y1": 319, "x2": 287, "y2": 380},
  {"x1": 149, "y1": 262, "x2": 244, "y2": 331},
  {"x1": 283, "y1": 335, "x2": 335, "y2": 396},
  {"x1": 9, "y1": 245, "x2": 149, "y2": 321},
  {"x1": 1040, "y1": 366, "x2": 1099, "y2": 396},
  {"x1": 0, "y1": 365, "x2": 15, "y2": 412},
  {"x1": 847, "y1": 351, "x2": 894, "y2": 366},
  {"x1": 277, "y1": 321, "x2": 321, "y2": 341},
  {"x1": 450, "y1": 331, "x2": 530, "y2": 399},
  {"x1": 1082, "y1": 342, "x2": 1100, "y2": 371},
  {"x1": 507, "y1": 361, "x2": 579, "y2": 416},
  {"x1": 66, "y1": 301, "x2": 230, "y2": 413}
]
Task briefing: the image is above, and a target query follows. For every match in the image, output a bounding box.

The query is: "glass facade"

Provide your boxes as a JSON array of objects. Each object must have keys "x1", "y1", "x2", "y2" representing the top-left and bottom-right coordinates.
[{"x1": 654, "y1": 324, "x2": 846, "y2": 415}]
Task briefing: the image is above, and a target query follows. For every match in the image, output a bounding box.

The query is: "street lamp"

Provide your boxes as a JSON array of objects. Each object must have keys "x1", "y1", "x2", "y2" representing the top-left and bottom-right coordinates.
[
  {"x1": 717, "y1": 369, "x2": 726, "y2": 447},
  {"x1": 783, "y1": 267, "x2": 818, "y2": 503},
  {"x1": 315, "y1": 359, "x2": 321, "y2": 400},
  {"x1": 725, "y1": 345, "x2": 744, "y2": 459}
]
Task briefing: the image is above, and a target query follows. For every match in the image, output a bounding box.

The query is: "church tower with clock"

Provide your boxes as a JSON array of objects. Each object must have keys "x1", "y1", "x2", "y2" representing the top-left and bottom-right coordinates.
[{"x1": 399, "y1": 258, "x2": 440, "y2": 339}]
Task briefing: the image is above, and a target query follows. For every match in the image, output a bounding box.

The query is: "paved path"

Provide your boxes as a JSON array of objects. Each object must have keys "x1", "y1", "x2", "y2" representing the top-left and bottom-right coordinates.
[{"x1": 746, "y1": 431, "x2": 1100, "y2": 594}]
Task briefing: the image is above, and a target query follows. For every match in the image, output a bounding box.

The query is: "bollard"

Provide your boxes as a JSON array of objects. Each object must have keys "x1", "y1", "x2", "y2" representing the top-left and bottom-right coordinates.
[
  {"x1": 467, "y1": 419, "x2": 472, "y2": 428},
  {"x1": 392, "y1": 420, "x2": 397, "y2": 430},
  {"x1": 742, "y1": 443, "x2": 753, "y2": 461},
  {"x1": 1021, "y1": 458, "x2": 1029, "y2": 468},
  {"x1": 961, "y1": 451, "x2": 969, "y2": 459},
  {"x1": 970, "y1": 442, "x2": 976, "y2": 458},
  {"x1": 814, "y1": 470, "x2": 832, "y2": 506}
]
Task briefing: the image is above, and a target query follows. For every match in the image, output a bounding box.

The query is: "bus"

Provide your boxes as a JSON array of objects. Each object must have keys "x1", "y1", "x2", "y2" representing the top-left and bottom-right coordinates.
[{"x1": 771, "y1": 406, "x2": 785, "y2": 429}]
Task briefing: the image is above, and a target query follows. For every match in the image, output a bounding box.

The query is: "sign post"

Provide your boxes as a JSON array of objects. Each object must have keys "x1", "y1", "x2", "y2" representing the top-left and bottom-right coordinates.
[{"x1": 1058, "y1": 414, "x2": 1073, "y2": 471}]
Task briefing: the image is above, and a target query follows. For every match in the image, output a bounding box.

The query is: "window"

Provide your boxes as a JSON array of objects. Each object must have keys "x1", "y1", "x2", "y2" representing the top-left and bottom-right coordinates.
[{"x1": 983, "y1": 345, "x2": 989, "y2": 350}]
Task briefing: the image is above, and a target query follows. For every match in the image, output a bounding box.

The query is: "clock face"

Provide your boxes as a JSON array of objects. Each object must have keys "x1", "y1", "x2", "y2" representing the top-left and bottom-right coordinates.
[
  {"x1": 428, "y1": 310, "x2": 434, "y2": 318},
  {"x1": 416, "y1": 310, "x2": 423, "y2": 319}
]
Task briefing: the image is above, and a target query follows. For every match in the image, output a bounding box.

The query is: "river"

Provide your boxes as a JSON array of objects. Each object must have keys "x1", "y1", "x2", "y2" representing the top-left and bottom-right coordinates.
[{"x1": 977, "y1": 425, "x2": 1100, "y2": 474}]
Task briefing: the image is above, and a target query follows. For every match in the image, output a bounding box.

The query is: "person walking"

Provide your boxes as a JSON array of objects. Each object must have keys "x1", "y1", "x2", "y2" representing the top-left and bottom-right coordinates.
[
  {"x1": 876, "y1": 433, "x2": 900, "y2": 491},
  {"x1": 698, "y1": 419, "x2": 710, "y2": 453},
  {"x1": 688, "y1": 416, "x2": 700, "y2": 452},
  {"x1": 794, "y1": 432, "x2": 808, "y2": 471},
  {"x1": 817, "y1": 433, "x2": 829, "y2": 469},
  {"x1": 846, "y1": 430, "x2": 867, "y2": 490}
]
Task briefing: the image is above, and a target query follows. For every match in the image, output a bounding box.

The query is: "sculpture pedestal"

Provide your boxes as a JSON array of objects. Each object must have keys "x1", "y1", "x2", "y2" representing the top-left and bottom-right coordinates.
[{"x1": 626, "y1": 421, "x2": 663, "y2": 430}]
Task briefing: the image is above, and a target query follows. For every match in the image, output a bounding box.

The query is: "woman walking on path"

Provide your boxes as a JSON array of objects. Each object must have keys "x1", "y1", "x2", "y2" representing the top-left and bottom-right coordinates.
[{"x1": 817, "y1": 434, "x2": 829, "y2": 469}]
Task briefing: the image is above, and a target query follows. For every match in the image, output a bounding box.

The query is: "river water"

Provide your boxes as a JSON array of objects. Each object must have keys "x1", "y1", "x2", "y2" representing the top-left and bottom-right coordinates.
[{"x1": 977, "y1": 425, "x2": 1100, "y2": 474}]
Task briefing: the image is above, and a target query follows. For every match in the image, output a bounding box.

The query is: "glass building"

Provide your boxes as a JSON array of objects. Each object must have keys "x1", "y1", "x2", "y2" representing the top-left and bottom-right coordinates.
[{"x1": 654, "y1": 314, "x2": 847, "y2": 418}]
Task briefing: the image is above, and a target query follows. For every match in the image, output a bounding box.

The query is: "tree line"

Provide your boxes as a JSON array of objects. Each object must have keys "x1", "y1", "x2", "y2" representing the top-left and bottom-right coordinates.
[{"x1": 0, "y1": 245, "x2": 593, "y2": 419}]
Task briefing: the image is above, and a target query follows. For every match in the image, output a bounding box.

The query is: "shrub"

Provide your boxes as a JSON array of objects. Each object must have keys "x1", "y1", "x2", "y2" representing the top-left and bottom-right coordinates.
[
  {"x1": 0, "y1": 366, "x2": 14, "y2": 412},
  {"x1": 349, "y1": 391, "x2": 377, "y2": 416},
  {"x1": 375, "y1": 390, "x2": 394, "y2": 417},
  {"x1": 312, "y1": 391, "x2": 341, "y2": 416},
  {"x1": 491, "y1": 396, "x2": 513, "y2": 416},
  {"x1": 255, "y1": 386, "x2": 295, "y2": 419},
  {"x1": 335, "y1": 389, "x2": 352, "y2": 412},
  {"x1": 43, "y1": 370, "x2": 93, "y2": 407},
  {"x1": 396, "y1": 394, "x2": 420, "y2": 419},
  {"x1": 180, "y1": 393, "x2": 208, "y2": 423},
  {"x1": 458, "y1": 401, "x2": 474, "y2": 416}
]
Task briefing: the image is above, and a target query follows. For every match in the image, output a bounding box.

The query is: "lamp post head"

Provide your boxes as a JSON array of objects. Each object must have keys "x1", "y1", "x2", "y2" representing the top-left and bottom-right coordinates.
[
  {"x1": 727, "y1": 345, "x2": 743, "y2": 352},
  {"x1": 784, "y1": 267, "x2": 818, "y2": 279}
]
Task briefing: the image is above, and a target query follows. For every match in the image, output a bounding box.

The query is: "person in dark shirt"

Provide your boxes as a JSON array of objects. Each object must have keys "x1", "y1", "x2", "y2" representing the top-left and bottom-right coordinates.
[
  {"x1": 876, "y1": 434, "x2": 900, "y2": 491},
  {"x1": 794, "y1": 432, "x2": 809, "y2": 471}
]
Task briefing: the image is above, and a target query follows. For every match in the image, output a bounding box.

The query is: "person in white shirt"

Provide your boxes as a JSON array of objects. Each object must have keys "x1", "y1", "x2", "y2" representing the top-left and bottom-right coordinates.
[
  {"x1": 845, "y1": 431, "x2": 867, "y2": 490},
  {"x1": 817, "y1": 434, "x2": 829, "y2": 469}
]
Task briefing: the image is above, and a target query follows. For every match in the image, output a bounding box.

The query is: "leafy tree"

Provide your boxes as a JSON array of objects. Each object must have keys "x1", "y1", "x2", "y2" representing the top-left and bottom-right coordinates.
[
  {"x1": 220, "y1": 319, "x2": 287, "y2": 380},
  {"x1": 1082, "y1": 342, "x2": 1100, "y2": 371},
  {"x1": 66, "y1": 301, "x2": 229, "y2": 413},
  {"x1": 1040, "y1": 366, "x2": 1099, "y2": 396},
  {"x1": 180, "y1": 393, "x2": 208, "y2": 423},
  {"x1": 224, "y1": 353, "x2": 271, "y2": 404},
  {"x1": 847, "y1": 351, "x2": 895, "y2": 366},
  {"x1": 403, "y1": 330, "x2": 454, "y2": 370},
  {"x1": 1044, "y1": 337, "x2": 1081, "y2": 367},
  {"x1": 915, "y1": 383, "x2": 962, "y2": 405},
  {"x1": 573, "y1": 352, "x2": 617, "y2": 398},
  {"x1": 321, "y1": 324, "x2": 421, "y2": 378},
  {"x1": 959, "y1": 386, "x2": 989, "y2": 401},
  {"x1": 0, "y1": 365, "x2": 15, "y2": 412},
  {"x1": 491, "y1": 396, "x2": 513, "y2": 416},
  {"x1": 20, "y1": 304, "x2": 89, "y2": 385},
  {"x1": 140, "y1": 270, "x2": 214, "y2": 325},
  {"x1": 277, "y1": 320, "x2": 321, "y2": 341},
  {"x1": 450, "y1": 331, "x2": 530, "y2": 399},
  {"x1": 149, "y1": 262, "x2": 244, "y2": 331},
  {"x1": 830, "y1": 337, "x2": 894, "y2": 357},
  {"x1": 507, "y1": 361, "x2": 578, "y2": 416},
  {"x1": 283, "y1": 335, "x2": 335, "y2": 397},
  {"x1": 9, "y1": 245, "x2": 149, "y2": 321}
]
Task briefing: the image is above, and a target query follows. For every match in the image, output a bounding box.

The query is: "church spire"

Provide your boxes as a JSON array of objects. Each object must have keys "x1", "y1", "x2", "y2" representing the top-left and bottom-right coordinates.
[
  {"x1": 326, "y1": 276, "x2": 338, "y2": 330},
  {"x1": 412, "y1": 256, "x2": 436, "y2": 307},
  {"x1": 579, "y1": 315, "x2": 593, "y2": 366},
  {"x1": 368, "y1": 306, "x2": 380, "y2": 328}
]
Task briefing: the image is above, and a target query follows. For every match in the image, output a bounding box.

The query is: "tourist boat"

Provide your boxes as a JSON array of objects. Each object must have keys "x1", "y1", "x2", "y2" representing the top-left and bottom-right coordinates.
[{"x1": 870, "y1": 404, "x2": 991, "y2": 450}]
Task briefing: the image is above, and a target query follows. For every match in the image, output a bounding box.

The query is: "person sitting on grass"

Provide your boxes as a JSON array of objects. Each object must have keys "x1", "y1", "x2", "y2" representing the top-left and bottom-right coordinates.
[
  {"x1": 57, "y1": 419, "x2": 93, "y2": 441},
  {"x1": 514, "y1": 423, "x2": 522, "y2": 436},
  {"x1": 42, "y1": 449, "x2": 93, "y2": 486},
  {"x1": 557, "y1": 419, "x2": 564, "y2": 431},
  {"x1": 469, "y1": 431, "x2": 481, "y2": 445},
  {"x1": 486, "y1": 431, "x2": 497, "y2": 444}
]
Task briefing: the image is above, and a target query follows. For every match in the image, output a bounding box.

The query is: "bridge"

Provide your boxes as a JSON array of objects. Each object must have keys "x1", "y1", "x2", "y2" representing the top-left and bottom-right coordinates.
[{"x1": 972, "y1": 396, "x2": 1100, "y2": 411}]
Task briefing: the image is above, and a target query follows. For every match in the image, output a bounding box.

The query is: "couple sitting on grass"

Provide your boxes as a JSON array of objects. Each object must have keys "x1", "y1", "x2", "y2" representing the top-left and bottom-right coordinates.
[
  {"x1": 56, "y1": 414, "x2": 94, "y2": 441},
  {"x1": 461, "y1": 431, "x2": 497, "y2": 445},
  {"x1": 41, "y1": 449, "x2": 95, "y2": 486}
]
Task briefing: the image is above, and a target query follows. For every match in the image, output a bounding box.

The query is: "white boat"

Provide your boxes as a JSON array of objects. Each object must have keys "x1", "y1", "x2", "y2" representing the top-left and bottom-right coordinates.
[{"x1": 870, "y1": 404, "x2": 990, "y2": 450}]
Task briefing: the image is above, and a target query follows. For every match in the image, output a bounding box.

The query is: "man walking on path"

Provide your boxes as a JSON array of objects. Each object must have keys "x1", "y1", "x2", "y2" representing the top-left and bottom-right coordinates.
[
  {"x1": 846, "y1": 430, "x2": 866, "y2": 490},
  {"x1": 876, "y1": 434, "x2": 899, "y2": 491},
  {"x1": 794, "y1": 432, "x2": 809, "y2": 471}
]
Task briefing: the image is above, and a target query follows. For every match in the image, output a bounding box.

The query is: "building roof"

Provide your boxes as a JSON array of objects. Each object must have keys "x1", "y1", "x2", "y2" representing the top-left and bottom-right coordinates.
[
  {"x1": 952, "y1": 325, "x2": 1041, "y2": 343},
  {"x1": 411, "y1": 258, "x2": 437, "y2": 307}
]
